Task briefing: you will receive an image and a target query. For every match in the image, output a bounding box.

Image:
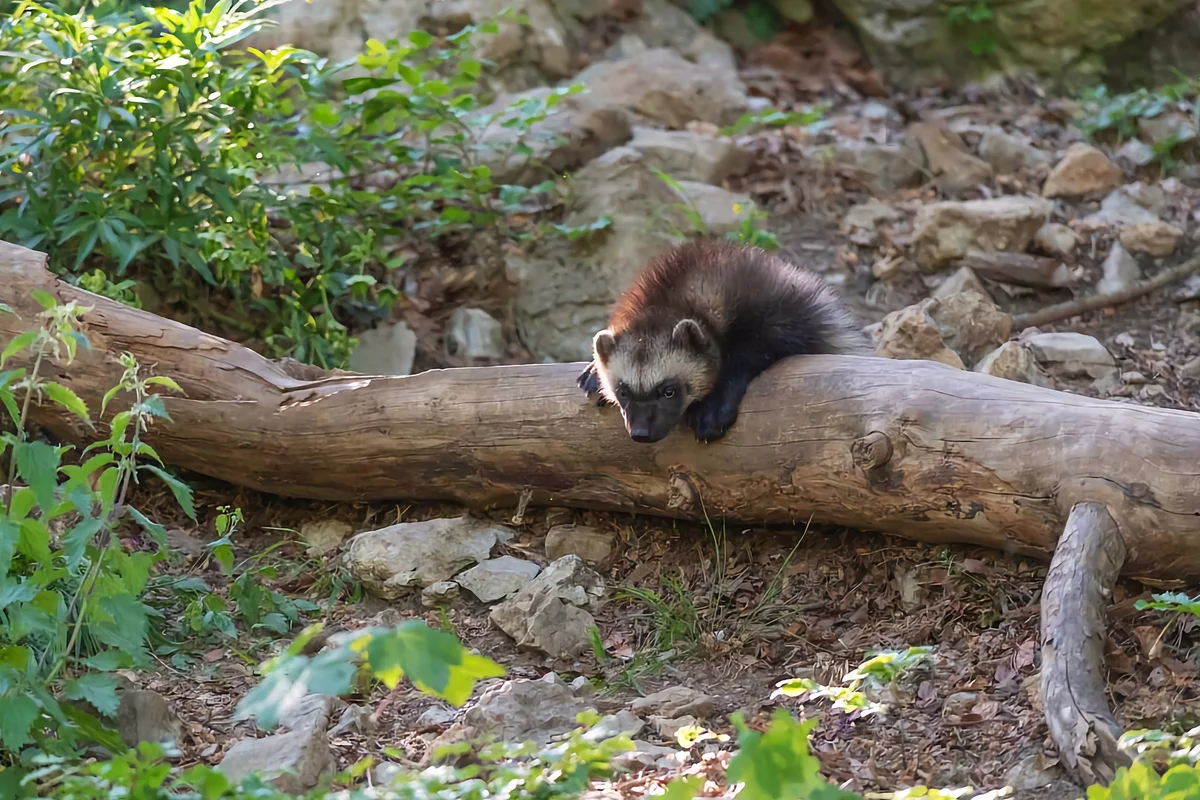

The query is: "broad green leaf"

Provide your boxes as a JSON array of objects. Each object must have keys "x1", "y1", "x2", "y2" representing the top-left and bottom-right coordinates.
[
  {"x1": 364, "y1": 620, "x2": 505, "y2": 704},
  {"x1": 141, "y1": 465, "x2": 195, "y2": 520},
  {"x1": 84, "y1": 650, "x2": 129, "y2": 671},
  {"x1": 43, "y1": 382, "x2": 92, "y2": 426},
  {"x1": 128, "y1": 506, "x2": 168, "y2": 548},
  {"x1": 144, "y1": 376, "x2": 185, "y2": 394},
  {"x1": 17, "y1": 519, "x2": 53, "y2": 566},
  {"x1": 1, "y1": 331, "x2": 37, "y2": 367},
  {"x1": 14, "y1": 440, "x2": 60, "y2": 514},
  {"x1": 407, "y1": 30, "x2": 433, "y2": 47},
  {"x1": 29, "y1": 291, "x2": 56, "y2": 311},
  {"x1": 0, "y1": 692, "x2": 40, "y2": 751},
  {"x1": 64, "y1": 673, "x2": 120, "y2": 717},
  {"x1": 234, "y1": 647, "x2": 359, "y2": 730}
]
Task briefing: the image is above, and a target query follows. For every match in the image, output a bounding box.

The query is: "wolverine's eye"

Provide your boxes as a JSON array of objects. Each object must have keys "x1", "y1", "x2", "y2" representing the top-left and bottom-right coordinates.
[
  {"x1": 616, "y1": 385, "x2": 630, "y2": 399},
  {"x1": 660, "y1": 386, "x2": 676, "y2": 399}
]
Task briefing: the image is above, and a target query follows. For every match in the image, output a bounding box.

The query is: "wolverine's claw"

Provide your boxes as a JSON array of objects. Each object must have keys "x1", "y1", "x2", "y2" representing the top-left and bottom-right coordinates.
[
  {"x1": 685, "y1": 394, "x2": 738, "y2": 443},
  {"x1": 577, "y1": 362, "x2": 599, "y2": 394}
]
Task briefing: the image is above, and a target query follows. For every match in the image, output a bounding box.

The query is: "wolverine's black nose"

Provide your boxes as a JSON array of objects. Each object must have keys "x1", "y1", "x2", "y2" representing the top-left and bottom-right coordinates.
[{"x1": 630, "y1": 428, "x2": 655, "y2": 443}]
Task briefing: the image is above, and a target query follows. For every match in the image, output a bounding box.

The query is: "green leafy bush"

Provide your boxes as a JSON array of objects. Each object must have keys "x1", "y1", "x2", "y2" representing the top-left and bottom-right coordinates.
[
  {"x1": 0, "y1": 294, "x2": 193, "y2": 766},
  {"x1": 0, "y1": 0, "x2": 605, "y2": 368}
]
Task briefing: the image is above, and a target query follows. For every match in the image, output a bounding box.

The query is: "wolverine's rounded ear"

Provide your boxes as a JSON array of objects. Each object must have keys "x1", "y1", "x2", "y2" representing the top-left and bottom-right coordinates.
[
  {"x1": 593, "y1": 330, "x2": 617, "y2": 362},
  {"x1": 671, "y1": 318, "x2": 707, "y2": 351}
]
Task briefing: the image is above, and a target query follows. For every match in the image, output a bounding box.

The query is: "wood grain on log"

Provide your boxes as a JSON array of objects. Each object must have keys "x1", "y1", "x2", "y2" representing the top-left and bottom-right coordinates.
[
  {"x1": 1040, "y1": 501, "x2": 1131, "y2": 785},
  {"x1": 4, "y1": 240, "x2": 1200, "y2": 581}
]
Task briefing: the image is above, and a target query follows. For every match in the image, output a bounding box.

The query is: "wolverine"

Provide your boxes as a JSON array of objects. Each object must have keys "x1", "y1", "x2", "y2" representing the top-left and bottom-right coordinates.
[{"x1": 577, "y1": 240, "x2": 869, "y2": 444}]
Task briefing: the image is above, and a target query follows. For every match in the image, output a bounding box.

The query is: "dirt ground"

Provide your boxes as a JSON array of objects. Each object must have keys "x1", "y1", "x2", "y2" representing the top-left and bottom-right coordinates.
[{"x1": 115, "y1": 19, "x2": 1200, "y2": 799}]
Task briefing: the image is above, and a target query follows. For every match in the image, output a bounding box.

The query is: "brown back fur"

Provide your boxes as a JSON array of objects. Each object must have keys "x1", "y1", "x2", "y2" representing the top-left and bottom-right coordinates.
[{"x1": 596, "y1": 240, "x2": 866, "y2": 402}]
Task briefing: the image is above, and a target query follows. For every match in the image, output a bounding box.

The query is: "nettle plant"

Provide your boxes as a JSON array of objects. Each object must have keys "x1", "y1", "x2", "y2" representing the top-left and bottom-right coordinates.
[
  {"x1": 0, "y1": 294, "x2": 194, "y2": 760},
  {"x1": 0, "y1": 0, "x2": 608, "y2": 369}
]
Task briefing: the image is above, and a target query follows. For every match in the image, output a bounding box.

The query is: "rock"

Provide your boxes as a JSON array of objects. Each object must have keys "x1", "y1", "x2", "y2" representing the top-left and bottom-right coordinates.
[
  {"x1": 1138, "y1": 111, "x2": 1198, "y2": 146},
  {"x1": 328, "y1": 704, "x2": 374, "y2": 737},
  {"x1": 475, "y1": 88, "x2": 632, "y2": 185},
  {"x1": 905, "y1": 121, "x2": 993, "y2": 193},
  {"x1": 457, "y1": 678, "x2": 589, "y2": 745},
  {"x1": 573, "y1": 48, "x2": 749, "y2": 129},
  {"x1": 511, "y1": 146, "x2": 743, "y2": 360},
  {"x1": 489, "y1": 555, "x2": 606, "y2": 657},
  {"x1": 1032, "y1": 223, "x2": 1079, "y2": 258},
  {"x1": 630, "y1": 0, "x2": 711, "y2": 54},
  {"x1": 1026, "y1": 332, "x2": 1118, "y2": 381},
  {"x1": 1122, "y1": 370, "x2": 1149, "y2": 384},
  {"x1": 651, "y1": 714, "x2": 698, "y2": 741},
  {"x1": 571, "y1": 676, "x2": 597, "y2": 696},
  {"x1": 584, "y1": 710, "x2": 646, "y2": 741},
  {"x1": 913, "y1": 196, "x2": 1053, "y2": 271},
  {"x1": 923, "y1": 292, "x2": 1013, "y2": 367},
  {"x1": 447, "y1": 308, "x2": 506, "y2": 360},
  {"x1": 1083, "y1": 183, "x2": 1167, "y2": 226},
  {"x1": 278, "y1": 692, "x2": 343, "y2": 733},
  {"x1": 614, "y1": 740, "x2": 681, "y2": 769},
  {"x1": 421, "y1": 581, "x2": 462, "y2": 606},
  {"x1": 1097, "y1": 242, "x2": 1143, "y2": 294},
  {"x1": 218, "y1": 725, "x2": 335, "y2": 794},
  {"x1": 1180, "y1": 356, "x2": 1200, "y2": 381},
  {"x1": 349, "y1": 321, "x2": 416, "y2": 376},
  {"x1": 545, "y1": 524, "x2": 616, "y2": 563},
  {"x1": 682, "y1": 30, "x2": 738, "y2": 71},
  {"x1": 977, "y1": 128, "x2": 1050, "y2": 174},
  {"x1": 374, "y1": 762, "x2": 408, "y2": 785},
  {"x1": 628, "y1": 126, "x2": 754, "y2": 184},
  {"x1": 815, "y1": 140, "x2": 923, "y2": 196},
  {"x1": 1004, "y1": 753, "x2": 1066, "y2": 790},
  {"x1": 842, "y1": 202, "x2": 904, "y2": 234},
  {"x1": 629, "y1": 686, "x2": 715, "y2": 718},
  {"x1": 299, "y1": 520, "x2": 353, "y2": 557},
  {"x1": 974, "y1": 341, "x2": 1050, "y2": 387},
  {"x1": 874, "y1": 303, "x2": 966, "y2": 369},
  {"x1": 1041, "y1": 143, "x2": 1124, "y2": 198},
  {"x1": 115, "y1": 689, "x2": 182, "y2": 748},
  {"x1": 455, "y1": 556, "x2": 542, "y2": 603},
  {"x1": 675, "y1": 181, "x2": 755, "y2": 232},
  {"x1": 942, "y1": 691, "x2": 979, "y2": 717},
  {"x1": 933, "y1": 266, "x2": 991, "y2": 300},
  {"x1": 344, "y1": 516, "x2": 511, "y2": 598},
  {"x1": 1116, "y1": 138, "x2": 1157, "y2": 167},
  {"x1": 826, "y1": 0, "x2": 1187, "y2": 91},
  {"x1": 1119, "y1": 220, "x2": 1184, "y2": 256},
  {"x1": 417, "y1": 706, "x2": 457, "y2": 727}
]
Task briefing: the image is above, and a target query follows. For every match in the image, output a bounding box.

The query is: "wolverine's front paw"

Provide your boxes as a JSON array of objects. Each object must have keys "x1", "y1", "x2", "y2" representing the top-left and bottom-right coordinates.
[
  {"x1": 686, "y1": 395, "x2": 739, "y2": 443},
  {"x1": 577, "y1": 362, "x2": 611, "y2": 407},
  {"x1": 578, "y1": 362, "x2": 599, "y2": 393}
]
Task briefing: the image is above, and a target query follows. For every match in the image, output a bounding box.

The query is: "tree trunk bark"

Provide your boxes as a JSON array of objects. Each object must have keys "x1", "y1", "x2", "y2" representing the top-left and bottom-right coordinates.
[
  {"x1": 1040, "y1": 501, "x2": 1131, "y2": 786},
  {"x1": 4, "y1": 240, "x2": 1200, "y2": 584}
]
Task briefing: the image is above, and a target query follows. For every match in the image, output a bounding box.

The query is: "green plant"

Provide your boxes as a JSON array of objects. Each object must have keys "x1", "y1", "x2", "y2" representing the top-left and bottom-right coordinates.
[
  {"x1": 1086, "y1": 759, "x2": 1200, "y2": 800},
  {"x1": 0, "y1": 0, "x2": 609, "y2": 369},
  {"x1": 944, "y1": 1, "x2": 998, "y2": 57},
  {"x1": 0, "y1": 293, "x2": 194, "y2": 768},
  {"x1": 773, "y1": 646, "x2": 935, "y2": 717},
  {"x1": 1077, "y1": 80, "x2": 1200, "y2": 141},
  {"x1": 725, "y1": 710, "x2": 861, "y2": 800}
]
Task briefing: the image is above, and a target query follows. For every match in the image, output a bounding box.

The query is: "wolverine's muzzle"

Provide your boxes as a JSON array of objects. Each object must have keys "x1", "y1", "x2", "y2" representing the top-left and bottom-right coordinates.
[{"x1": 622, "y1": 399, "x2": 684, "y2": 444}]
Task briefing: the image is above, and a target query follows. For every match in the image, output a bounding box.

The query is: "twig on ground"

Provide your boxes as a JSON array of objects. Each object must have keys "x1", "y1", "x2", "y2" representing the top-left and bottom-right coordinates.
[{"x1": 1014, "y1": 253, "x2": 1200, "y2": 329}]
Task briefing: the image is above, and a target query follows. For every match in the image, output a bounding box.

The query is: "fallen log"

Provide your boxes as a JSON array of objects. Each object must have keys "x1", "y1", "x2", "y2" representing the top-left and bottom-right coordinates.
[
  {"x1": 4, "y1": 239, "x2": 1200, "y2": 784},
  {"x1": 3, "y1": 239, "x2": 1200, "y2": 582}
]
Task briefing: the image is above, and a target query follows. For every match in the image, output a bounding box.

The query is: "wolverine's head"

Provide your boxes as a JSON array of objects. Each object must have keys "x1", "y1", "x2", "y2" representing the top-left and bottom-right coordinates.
[{"x1": 591, "y1": 318, "x2": 719, "y2": 443}]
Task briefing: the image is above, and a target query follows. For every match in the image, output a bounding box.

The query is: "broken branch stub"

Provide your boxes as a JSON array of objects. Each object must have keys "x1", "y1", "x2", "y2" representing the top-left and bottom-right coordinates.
[
  {"x1": 3, "y1": 239, "x2": 1200, "y2": 582},
  {"x1": 1040, "y1": 501, "x2": 1131, "y2": 786}
]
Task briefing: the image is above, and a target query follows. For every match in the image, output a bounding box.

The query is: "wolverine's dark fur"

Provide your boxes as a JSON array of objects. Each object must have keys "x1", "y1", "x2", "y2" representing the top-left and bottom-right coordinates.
[{"x1": 578, "y1": 240, "x2": 869, "y2": 443}]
